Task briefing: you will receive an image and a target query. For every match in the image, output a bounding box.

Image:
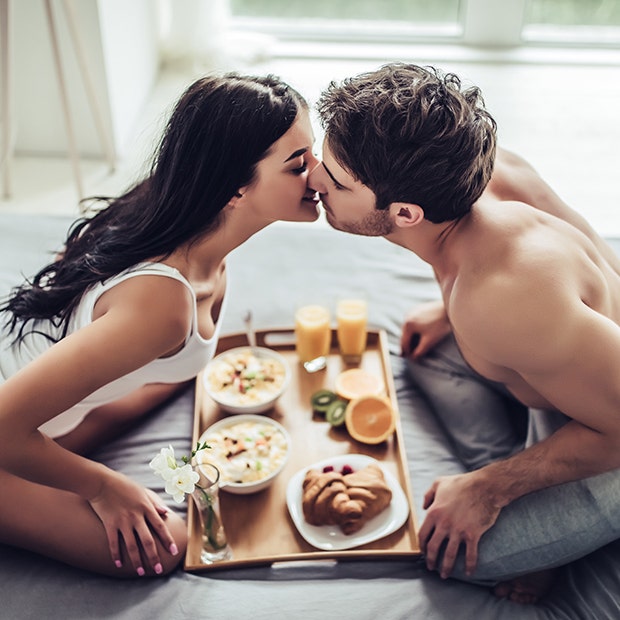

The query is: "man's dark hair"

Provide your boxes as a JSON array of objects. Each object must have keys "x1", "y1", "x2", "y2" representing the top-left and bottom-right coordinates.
[{"x1": 317, "y1": 63, "x2": 497, "y2": 223}]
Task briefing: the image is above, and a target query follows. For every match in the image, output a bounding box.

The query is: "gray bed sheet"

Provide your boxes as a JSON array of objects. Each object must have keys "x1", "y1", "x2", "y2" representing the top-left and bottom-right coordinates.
[{"x1": 0, "y1": 212, "x2": 619, "y2": 620}]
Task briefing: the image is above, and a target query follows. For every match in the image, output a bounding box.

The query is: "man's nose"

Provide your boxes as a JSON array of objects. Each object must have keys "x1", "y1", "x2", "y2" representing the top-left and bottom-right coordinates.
[{"x1": 307, "y1": 161, "x2": 327, "y2": 194}]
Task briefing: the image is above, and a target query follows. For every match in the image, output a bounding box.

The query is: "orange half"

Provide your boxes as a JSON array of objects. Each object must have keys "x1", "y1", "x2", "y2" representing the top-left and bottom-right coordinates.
[
  {"x1": 334, "y1": 368, "x2": 384, "y2": 401},
  {"x1": 345, "y1": 394, "x2": 395, "y2": 445}
]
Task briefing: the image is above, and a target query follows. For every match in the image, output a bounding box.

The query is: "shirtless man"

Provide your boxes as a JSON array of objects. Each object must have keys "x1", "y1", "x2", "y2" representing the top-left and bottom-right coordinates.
[{"x1": 308, "y1": 63, "x2": 620, "y2": 603}]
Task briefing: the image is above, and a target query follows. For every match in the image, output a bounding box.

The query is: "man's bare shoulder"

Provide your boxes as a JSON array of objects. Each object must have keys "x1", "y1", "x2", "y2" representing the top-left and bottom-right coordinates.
[{"x1": 448, "y1": 219, "x2": 581, "y2": 366}]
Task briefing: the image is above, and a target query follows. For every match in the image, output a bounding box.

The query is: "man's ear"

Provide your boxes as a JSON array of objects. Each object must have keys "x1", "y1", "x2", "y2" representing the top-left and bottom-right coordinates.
[{"x1": 389, "y1": 202, "x2": 424, "y2": 228}]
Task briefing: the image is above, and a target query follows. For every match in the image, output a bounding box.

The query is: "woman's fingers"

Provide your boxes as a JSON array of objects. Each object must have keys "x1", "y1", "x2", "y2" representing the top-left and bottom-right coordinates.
[
  {"x1": 103, "y1": 523, "x2": 123, "y2": 569},
  {"x1": 119, "y1": 520, "x2": 147, "y2": 576},
  {"x1": 133, "y1": 519, "x2": 163, "y2": 575}
]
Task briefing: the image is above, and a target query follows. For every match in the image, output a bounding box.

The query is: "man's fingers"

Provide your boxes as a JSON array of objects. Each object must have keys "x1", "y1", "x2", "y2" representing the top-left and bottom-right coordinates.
[
  {"x1": 464, "y1": 536, "x2": 479, "y2": 576},
  {"x1": 408, "y1": 332, "x2": 421, "y2": 356},
  {"x1": 422, "y1": 483, "x2": 437, "y2": 510},
  {"x1": 439, "y1": 537, "x2": 460, "y2": 579},
  {"x1": 400, "y1": 325, "x2": 416, "y2": 355},
  {"x1": 422, "y1": 527, "x2": 446, "y2": 571},
  {"x1": 418, "y1": 518, "x2": 432, "y2": 554}
]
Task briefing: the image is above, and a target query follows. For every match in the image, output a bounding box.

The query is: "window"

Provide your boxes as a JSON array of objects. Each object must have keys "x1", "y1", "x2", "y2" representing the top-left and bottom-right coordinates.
[
  {"x1": 231, "y1": 0, "x2": 460, "y2": 23},
  {"x1": 526, "y1": 0, "x2": 620, "y2": 27},
  {"x1": 524, "y1": 0, "x2": 620, "y2": 46},
  {"x1": 230, "y1": 0, "x2": 620, "y2": 48},
  {"x1": 230, "y1": 0, "x2": 462, "y2": 42}
]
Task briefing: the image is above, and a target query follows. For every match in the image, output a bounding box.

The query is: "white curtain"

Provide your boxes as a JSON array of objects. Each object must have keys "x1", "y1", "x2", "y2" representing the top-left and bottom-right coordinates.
[{"x1": 159, "y1": 0, "x2": 231, "y2": 68}]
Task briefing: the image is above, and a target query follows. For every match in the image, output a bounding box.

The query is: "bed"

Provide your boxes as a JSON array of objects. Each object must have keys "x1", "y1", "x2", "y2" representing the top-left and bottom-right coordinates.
[{"x1": 1, "y1": 212, "x2": 619, "y2": 619}]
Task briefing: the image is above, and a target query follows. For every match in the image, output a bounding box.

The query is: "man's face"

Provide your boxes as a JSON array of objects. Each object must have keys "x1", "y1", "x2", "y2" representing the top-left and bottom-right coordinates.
[{"x1": 308, "y1": 139, "x2": 394, "y2": 237}]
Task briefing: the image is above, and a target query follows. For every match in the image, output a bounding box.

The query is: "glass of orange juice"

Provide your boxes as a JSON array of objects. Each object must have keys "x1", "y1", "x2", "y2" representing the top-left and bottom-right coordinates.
[
  {"x1": 295, "y1": 305, "x2": 331, "y2": 366},
  {"x1": 336, "y1": 299, "x2": 368, "y2": 364}
]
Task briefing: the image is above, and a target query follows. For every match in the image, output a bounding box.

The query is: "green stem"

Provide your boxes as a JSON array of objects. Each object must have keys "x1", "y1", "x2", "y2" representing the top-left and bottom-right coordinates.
[{"x1": 198, "y1": 487, "x2": 226, "y2": 551}]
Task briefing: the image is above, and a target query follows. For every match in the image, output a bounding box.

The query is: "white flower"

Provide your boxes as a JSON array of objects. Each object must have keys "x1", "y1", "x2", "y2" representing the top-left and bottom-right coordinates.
[
  {"x1": 149, "y1": 445, "x2": 178, "y2": 481},
  {"x1": 165, "y1": 463, "x2": 200, "y2": 504},
  {"x1": 150, "y1": 441, "x2": 211, "y2": 502}
]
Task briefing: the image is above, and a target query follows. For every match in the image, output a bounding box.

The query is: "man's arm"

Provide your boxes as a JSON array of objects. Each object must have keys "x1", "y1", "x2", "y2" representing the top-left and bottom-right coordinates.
[
  {"x1": 420, "y1": 258, "x2": 620, "y2": 577},
  {"x1": 400, "y1": 299, "x2": 451, "y2": 358}
]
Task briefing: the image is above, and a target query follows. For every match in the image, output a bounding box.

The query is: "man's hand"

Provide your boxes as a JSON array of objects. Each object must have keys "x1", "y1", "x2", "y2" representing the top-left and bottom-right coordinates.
[
  {"x1": 400, "y1": 300, "x2": 452, "y2": 359},
  {"x1": 418, "y1": 472, "x2": 502, "y2": 579}
]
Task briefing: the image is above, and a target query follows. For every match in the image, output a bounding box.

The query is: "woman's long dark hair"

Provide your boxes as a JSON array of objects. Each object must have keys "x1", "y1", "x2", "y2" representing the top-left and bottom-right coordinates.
[{"x1": 1, "y1": 73, "x2": 306, "y2": 343}]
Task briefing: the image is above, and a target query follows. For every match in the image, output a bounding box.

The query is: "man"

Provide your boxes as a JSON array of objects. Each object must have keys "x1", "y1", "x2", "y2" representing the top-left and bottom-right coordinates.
[{"x1": 308, "y1": 62, "x2": 620, "y2": 604}]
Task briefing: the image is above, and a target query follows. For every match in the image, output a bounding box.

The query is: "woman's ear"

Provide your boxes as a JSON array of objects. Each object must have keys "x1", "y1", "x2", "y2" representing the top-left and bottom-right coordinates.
[
  {"x1": 228, "y1": 189, "x2": 246, "y2": 207},
  {"x1": 389, "y1": 202, "x2": 424, "y2": 228}
]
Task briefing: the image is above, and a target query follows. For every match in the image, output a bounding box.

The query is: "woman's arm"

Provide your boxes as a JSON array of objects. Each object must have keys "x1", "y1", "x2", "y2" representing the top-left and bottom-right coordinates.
[
  {"x1": 0, "y1": 274, "x2": 193, "y2": 574},
  {"x1": 55, "y1": 381, "x2": 192, "y2": 456}
]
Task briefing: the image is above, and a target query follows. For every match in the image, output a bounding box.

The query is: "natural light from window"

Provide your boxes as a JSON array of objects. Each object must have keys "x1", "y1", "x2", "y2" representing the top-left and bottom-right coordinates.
[{"x1": 230, "y1": 0, "x2": 620, "y2": 47}]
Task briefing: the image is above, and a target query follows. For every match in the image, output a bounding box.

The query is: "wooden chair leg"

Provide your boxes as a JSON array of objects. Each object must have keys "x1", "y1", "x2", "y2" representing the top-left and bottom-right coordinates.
[
  {"x1": 44, "y1": 0, "x2": 84, "y2": 202},
  {"x1": 1, "y1": 0, "x2": 12, "y2": 199},
  {"x1": 62, "y1": 0, "x2": 116, "y2": 173}
]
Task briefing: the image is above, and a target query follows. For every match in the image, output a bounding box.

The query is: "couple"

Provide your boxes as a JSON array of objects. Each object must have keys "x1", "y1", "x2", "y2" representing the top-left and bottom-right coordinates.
[{"x1": 0, "y1": 65, "x2": 619, "y2": 604}]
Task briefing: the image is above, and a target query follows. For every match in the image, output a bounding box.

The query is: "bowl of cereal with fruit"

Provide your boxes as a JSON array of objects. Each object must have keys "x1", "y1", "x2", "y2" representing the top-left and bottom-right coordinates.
[
  {"x1": 196, "y1": 414, "x2": 291, "y2": 494},
  {"x1": 203, "y1": 346, "x2": 290, "y2": 414}
]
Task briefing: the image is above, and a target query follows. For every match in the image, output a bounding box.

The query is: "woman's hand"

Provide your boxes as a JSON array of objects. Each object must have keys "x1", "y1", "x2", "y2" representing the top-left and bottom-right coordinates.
[
  {"x1": 400, "y1": 299, "x2": 452, "y2": 359},
  {"x1": 88, "y1": 471, "x2": 178, "y2": 575}
]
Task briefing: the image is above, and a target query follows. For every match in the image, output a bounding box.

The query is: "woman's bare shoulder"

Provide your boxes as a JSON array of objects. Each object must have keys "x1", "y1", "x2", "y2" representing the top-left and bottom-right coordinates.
[{"x1": 93, "y1": 273, "x2": 193, "y2": 348}]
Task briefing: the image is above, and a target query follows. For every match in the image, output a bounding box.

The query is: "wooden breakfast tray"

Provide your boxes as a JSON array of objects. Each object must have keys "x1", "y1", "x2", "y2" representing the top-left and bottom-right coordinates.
[{"x1": 185, "y1": 328, "x2": 421, "y2": 571}]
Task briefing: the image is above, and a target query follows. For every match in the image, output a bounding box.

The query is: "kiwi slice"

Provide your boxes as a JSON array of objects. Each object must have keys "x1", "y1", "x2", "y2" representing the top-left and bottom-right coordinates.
[
  {"x1": 326, "y1": 399, "x2": 348, "y2": 426},
  {"x1": 311, "y1": 389, "x2": 338, "y2": 413}
]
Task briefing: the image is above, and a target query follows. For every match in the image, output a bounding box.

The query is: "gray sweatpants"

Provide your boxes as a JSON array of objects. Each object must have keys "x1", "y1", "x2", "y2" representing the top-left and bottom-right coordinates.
[{"x1": 406, "y1": 335, "x2": 620, "y2": 585}]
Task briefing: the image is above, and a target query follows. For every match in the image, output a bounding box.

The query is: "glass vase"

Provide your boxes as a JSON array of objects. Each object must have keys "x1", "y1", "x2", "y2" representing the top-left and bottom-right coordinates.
[{"x1": 190, "y1": 462, "x2": 232, "y2": 564}]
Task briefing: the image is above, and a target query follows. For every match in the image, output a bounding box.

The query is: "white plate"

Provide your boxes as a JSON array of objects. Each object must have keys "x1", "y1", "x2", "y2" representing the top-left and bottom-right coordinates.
[{"x1": 286, "y1": 454, "x2": 410, "y2": 551}]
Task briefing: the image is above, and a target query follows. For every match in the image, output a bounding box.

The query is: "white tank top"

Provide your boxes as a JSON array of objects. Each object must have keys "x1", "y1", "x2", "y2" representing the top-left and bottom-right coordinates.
[{"x1": 0, "y1": 262, "x2": 225, "y2": 438}]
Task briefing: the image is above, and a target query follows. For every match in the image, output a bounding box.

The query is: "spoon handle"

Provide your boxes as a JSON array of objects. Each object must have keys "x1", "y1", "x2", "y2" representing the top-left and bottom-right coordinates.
[{"x1": 243, "y1": 310, "x2": 257, "y2": 348}]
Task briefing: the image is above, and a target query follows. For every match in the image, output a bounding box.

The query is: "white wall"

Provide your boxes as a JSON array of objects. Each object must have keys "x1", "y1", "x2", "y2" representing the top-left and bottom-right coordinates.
[{"x1": 7, "y1": 0, "x2": 160, "y2": 159}]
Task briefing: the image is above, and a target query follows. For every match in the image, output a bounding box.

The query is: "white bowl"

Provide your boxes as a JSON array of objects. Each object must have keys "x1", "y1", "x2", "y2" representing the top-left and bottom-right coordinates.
[
  {"x1": 197, "y1": 414, "x2": 291, "y2": 494},
  {"x1": 203, "y1": 346, "x2": 290, "y2": 414}
]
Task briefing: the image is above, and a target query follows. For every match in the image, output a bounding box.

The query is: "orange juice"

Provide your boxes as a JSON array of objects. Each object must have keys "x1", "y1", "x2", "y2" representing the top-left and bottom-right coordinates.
[
  {"x1": 336, "y1": 299, "x2": 367, "y2": 363},
  {"x1": 295, "y1": 305, "x2": 331, "y2": 363}
]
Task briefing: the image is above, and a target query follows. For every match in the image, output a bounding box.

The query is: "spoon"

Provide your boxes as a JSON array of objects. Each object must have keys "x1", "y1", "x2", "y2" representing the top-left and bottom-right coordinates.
[
  {"x1": 243, "y1": 310, "x2": 257, "y2": 349},
  {"x1": 303, "y1": 356, "x2": 327, "y2": 373}
]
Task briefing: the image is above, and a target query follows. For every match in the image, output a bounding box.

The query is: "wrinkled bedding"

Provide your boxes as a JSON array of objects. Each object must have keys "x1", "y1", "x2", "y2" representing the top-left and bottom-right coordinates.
[{"x1": 1, "y1": 212, "x2": 618, "y2": 620}]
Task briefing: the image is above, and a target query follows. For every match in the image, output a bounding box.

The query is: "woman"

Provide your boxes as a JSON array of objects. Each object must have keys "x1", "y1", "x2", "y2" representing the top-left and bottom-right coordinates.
[{"x1": 0, "y1": 73, "x2": 319, "y2": 578}]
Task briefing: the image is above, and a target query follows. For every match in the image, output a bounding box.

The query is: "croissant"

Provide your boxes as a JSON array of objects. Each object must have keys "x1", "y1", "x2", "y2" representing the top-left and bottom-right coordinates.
[{"x1": 302, "y1": 463, "x2": 392, "y2": 535}]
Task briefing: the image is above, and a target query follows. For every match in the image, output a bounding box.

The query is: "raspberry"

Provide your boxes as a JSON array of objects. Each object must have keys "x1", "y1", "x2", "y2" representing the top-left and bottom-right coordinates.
[
  {"x1": 322, "y1": 465, "x2": 334, "y2": 473},
  {"x1": 341, "y1": 465, "x2": 354, "y2": 475}
]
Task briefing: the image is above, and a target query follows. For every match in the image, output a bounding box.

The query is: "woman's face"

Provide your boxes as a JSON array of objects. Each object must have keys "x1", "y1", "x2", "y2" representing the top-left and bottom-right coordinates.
[{"x1": 240, "y1": 107, "x2": 321, "y2": 223}]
